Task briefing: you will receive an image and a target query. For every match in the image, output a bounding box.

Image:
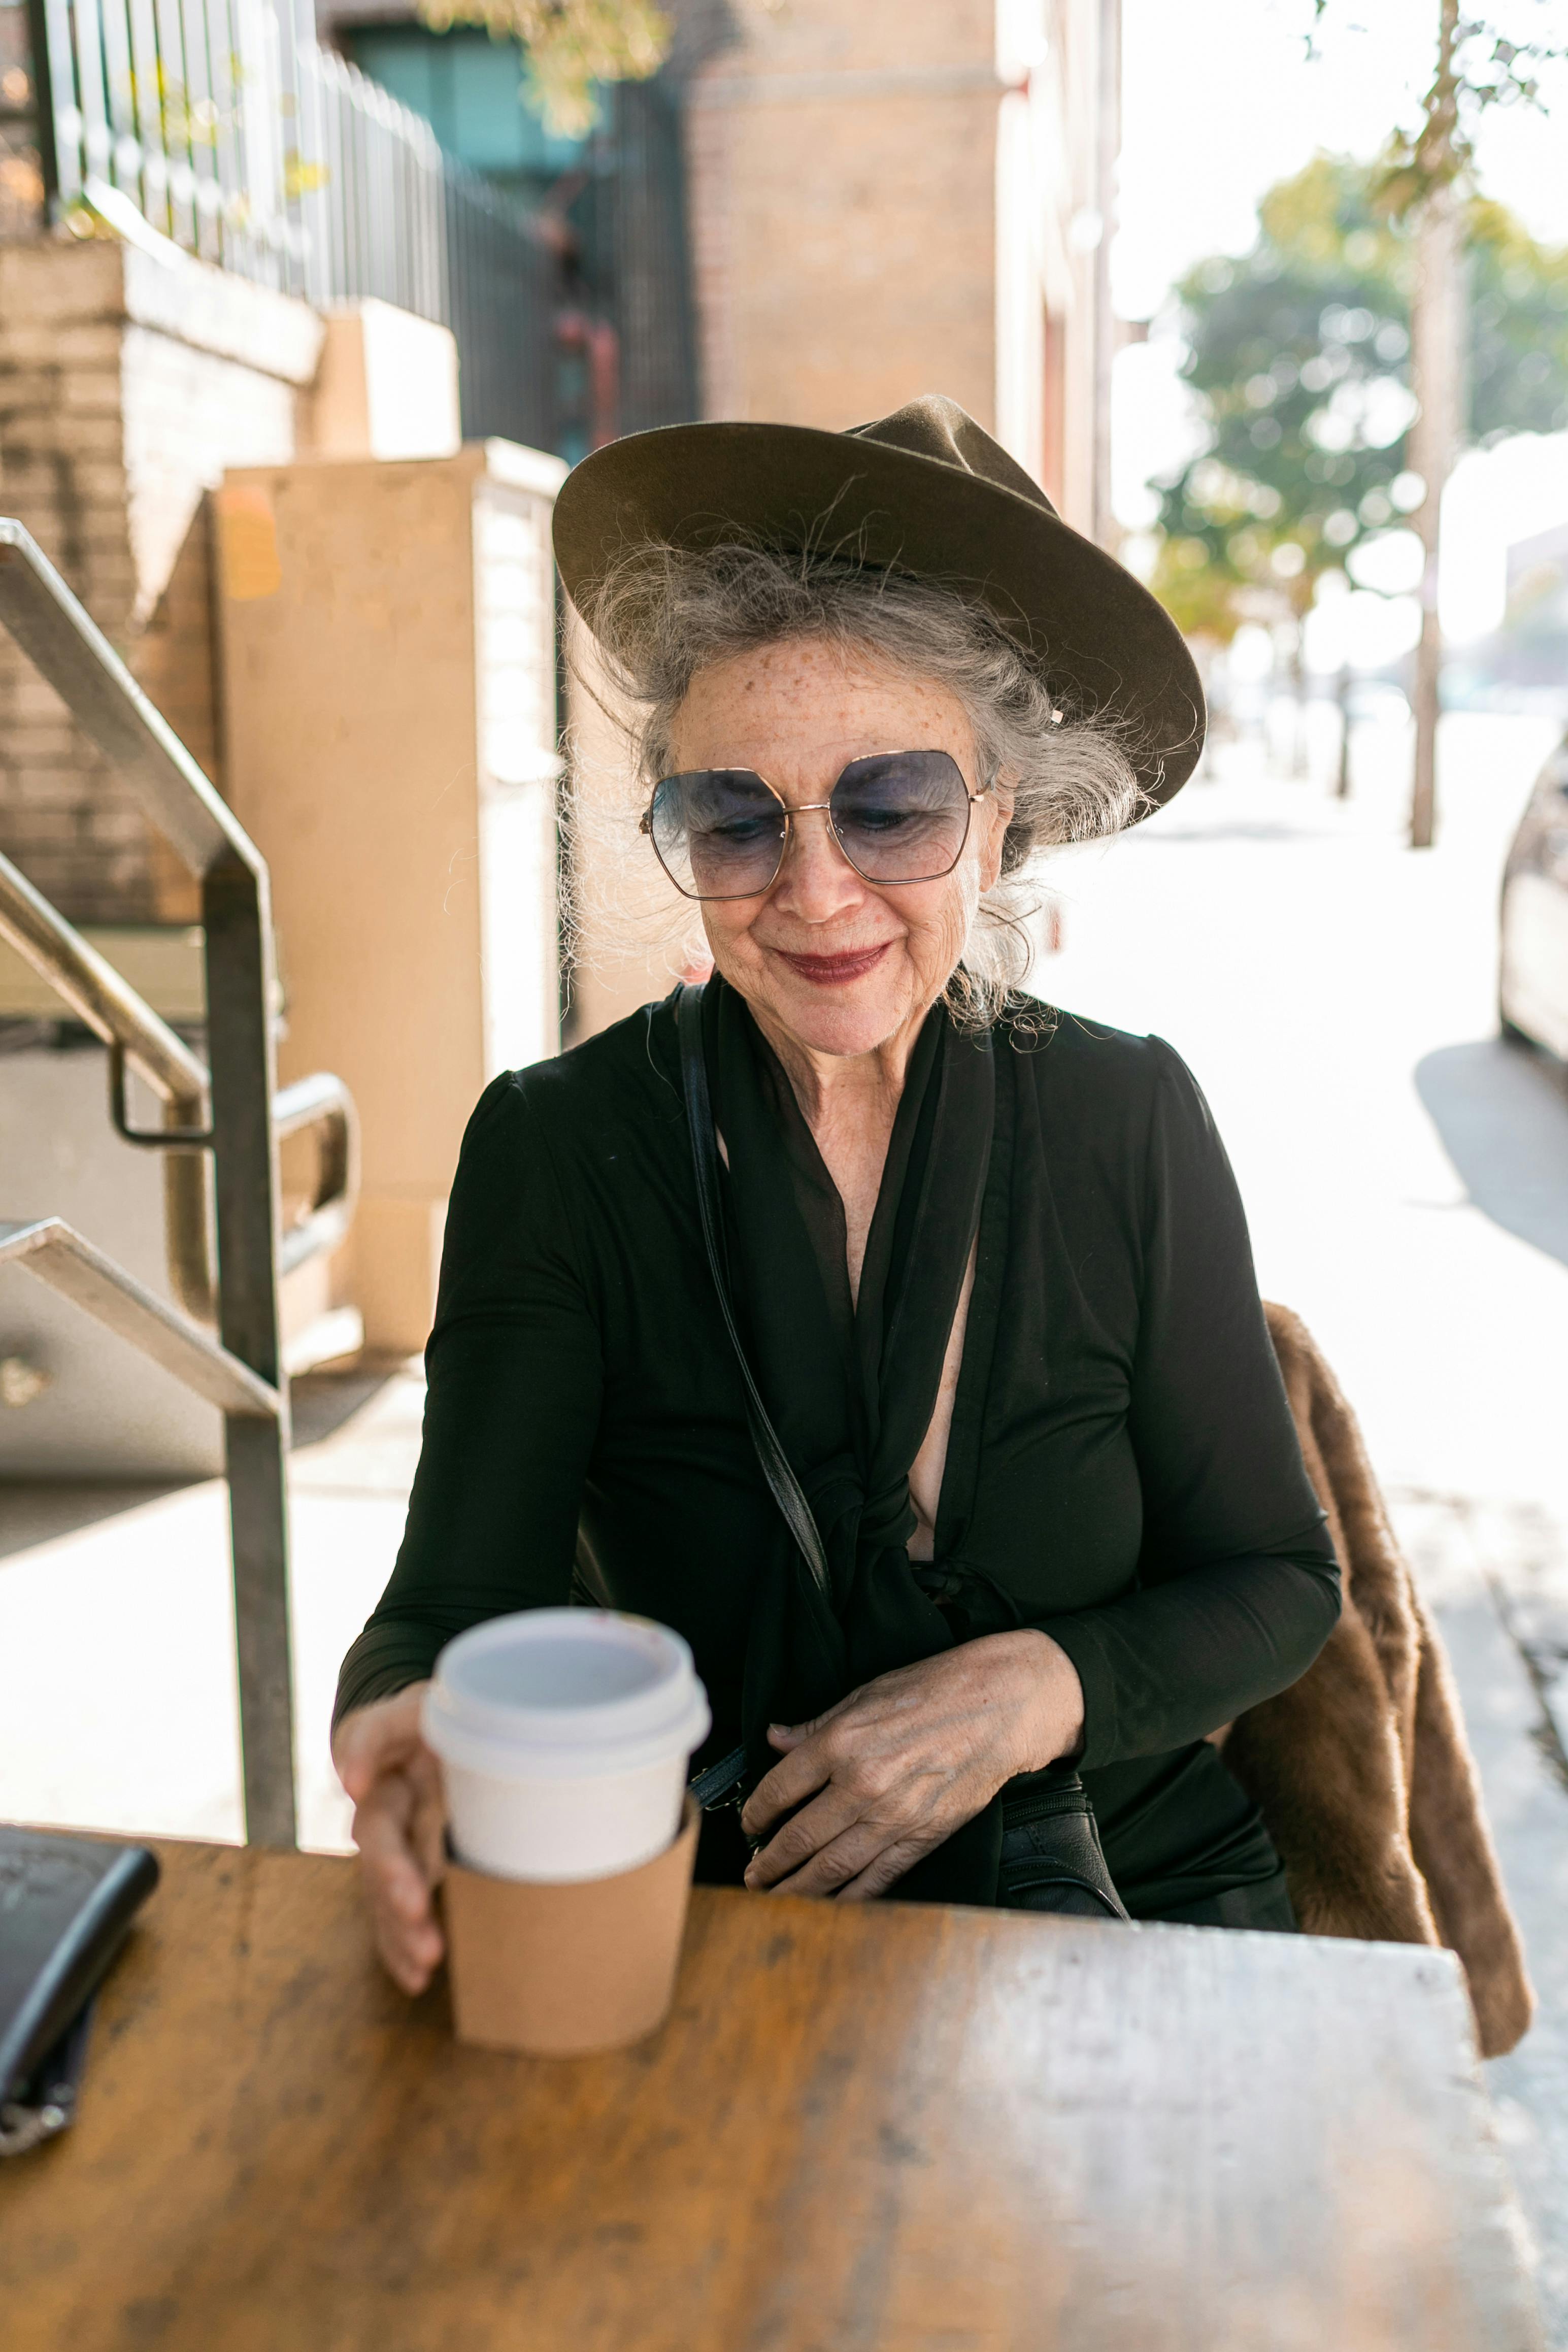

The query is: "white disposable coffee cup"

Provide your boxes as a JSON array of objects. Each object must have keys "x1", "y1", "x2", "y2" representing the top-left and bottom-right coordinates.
[{"x1": 422, "y1": 1610, "x2": 711, "y2": 1883}]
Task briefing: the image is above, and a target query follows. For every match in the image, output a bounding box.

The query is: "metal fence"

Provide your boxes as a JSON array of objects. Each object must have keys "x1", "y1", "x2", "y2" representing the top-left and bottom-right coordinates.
[
  {"x1": 445, "y1": 157, "x2": 555, "y2": 455},
  {"x1": 302, "y1": 38, "x2": 446, "y2": 321},
  {"x1": 608, "y1": 79, "x2": 697, "y2": 441},
  {"x1": 25, "y1": 0, "x2": 553, "y2": 442}
]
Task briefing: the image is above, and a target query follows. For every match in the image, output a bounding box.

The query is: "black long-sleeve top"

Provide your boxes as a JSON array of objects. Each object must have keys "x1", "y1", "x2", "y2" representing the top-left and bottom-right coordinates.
[{"x1": 337, "y1": 992, "x2": 1340, "y2": 1924}]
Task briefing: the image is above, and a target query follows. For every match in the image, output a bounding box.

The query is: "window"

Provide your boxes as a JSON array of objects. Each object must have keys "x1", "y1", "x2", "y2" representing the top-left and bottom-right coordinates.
[{"x1": 346, "y1": 27, "x2": 589, "y2": 202}]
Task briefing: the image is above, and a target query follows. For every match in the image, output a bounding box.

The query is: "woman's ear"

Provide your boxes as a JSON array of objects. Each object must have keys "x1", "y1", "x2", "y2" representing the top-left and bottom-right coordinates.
[{"x1": 976, "y1": 778, "x2": 1015, "y2": 893}]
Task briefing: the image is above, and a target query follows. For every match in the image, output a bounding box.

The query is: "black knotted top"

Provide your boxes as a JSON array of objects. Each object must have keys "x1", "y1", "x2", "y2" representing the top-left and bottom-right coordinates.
[
  {"x1": 704, "y1": 980, "x2": 1010, "y2": 1901},
  {"x1": 336, "y1": 985, "x2": 1341, "y2": 1925},
  {"x1": 711, "y1": 979, "x2": 991, "y2": 1664}
]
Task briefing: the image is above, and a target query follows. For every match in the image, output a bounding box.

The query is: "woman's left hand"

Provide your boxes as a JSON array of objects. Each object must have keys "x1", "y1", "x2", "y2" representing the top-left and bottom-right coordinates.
[{"x1": 740, "y1": 1629, "x2": 1085, "y2": 1901}]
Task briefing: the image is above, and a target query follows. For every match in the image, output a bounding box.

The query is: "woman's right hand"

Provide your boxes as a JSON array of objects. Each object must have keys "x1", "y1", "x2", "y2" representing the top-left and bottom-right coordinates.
[{"x1": 331, "y1": 1684, "x2": 446, "y2": 1995}]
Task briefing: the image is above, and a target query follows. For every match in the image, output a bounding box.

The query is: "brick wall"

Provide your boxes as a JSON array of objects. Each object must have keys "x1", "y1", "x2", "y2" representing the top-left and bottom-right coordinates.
[
  {"x1": 0, "y1": 236, "x2": 321, "y2": 925},
  {"x1": 685, "y1": 0, "x2": 999, "y2": 436},
  {"x1": 681, "y1": 0, "x2": 1112, "y2": 539}
]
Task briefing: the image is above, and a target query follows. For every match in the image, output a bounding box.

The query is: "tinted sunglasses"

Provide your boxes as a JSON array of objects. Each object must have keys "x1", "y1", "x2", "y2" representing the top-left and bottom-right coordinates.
[{"x1": 641, "y1": 749, "x2": 988, "y2": 902}]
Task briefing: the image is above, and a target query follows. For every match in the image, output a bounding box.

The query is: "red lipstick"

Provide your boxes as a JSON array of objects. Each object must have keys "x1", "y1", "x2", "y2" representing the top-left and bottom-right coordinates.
[{"x1": 775, "y1": 943, "x2": 892, "y2": 985}]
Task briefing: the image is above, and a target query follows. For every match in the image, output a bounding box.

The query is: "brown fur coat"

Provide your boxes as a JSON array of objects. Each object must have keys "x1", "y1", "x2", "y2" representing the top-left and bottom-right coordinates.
[{"x1": 1215, "y1": 1305, "x2": 1533, "y2": 2058}]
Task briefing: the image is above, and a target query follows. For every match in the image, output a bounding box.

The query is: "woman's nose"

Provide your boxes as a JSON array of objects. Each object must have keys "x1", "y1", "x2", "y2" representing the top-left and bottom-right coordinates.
[{"x1": 772, "y1": 805, "x2": 865, "y2": 919}]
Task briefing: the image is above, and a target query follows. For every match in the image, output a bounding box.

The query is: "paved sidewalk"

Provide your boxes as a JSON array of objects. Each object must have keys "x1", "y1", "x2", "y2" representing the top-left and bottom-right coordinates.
[
  {"x1": 1396, "y1": 1488, "x2": 1568, "y2": 2329},
  {"x1": 0, "y1": 1367, "x2": 423, "y2": 1856}
]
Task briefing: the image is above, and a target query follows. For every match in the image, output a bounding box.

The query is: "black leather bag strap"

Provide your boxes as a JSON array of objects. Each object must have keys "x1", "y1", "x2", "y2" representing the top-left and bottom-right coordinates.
[{"x1": 677, "y1": 981, "x2": 832, "y2": 1602}]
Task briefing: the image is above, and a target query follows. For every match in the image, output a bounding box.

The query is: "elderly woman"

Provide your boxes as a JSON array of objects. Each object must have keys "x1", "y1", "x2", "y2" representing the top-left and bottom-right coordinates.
[{"x1": 333, "y1": 397, "x2": 1340, "y2": 1993}]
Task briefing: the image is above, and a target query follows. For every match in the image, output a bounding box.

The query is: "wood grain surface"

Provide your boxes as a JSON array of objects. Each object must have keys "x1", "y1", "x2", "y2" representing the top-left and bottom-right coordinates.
[{"x1": 0, "y1": 1834, "x2": 1541, "y2": 2352}]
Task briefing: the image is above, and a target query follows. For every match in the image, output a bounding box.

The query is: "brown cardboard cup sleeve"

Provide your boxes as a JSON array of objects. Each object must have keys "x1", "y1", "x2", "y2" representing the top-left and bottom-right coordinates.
[{"x1": 443, "y1": 1796, "x2": 700, "y2": 2055}]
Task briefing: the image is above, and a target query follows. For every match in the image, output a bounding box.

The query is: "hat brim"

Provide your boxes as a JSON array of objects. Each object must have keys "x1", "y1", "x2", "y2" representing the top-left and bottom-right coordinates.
[{"x1": 552, "y1": 420, "x2": 1204, "y2": 806}]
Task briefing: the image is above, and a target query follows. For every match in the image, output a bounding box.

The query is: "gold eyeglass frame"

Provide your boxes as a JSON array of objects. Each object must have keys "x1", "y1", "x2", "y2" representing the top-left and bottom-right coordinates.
[{"x1": 638, "y1": 752, "x2": 992, "y2": 902}]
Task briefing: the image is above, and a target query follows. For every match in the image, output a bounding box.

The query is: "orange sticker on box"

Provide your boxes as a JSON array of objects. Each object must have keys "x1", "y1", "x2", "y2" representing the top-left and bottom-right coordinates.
[{"x1": 216, "y1": 484, "x2": 281, "y2": 603}]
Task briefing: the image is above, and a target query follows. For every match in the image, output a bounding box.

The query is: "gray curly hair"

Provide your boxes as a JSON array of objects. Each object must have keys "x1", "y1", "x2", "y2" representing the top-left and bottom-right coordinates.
[{"x1": 569, "y1": 537, "x2": 1147, "y2": 1021}]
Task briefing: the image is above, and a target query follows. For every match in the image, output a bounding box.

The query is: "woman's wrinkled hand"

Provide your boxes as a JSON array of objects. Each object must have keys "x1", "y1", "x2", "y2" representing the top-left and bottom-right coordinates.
[
  {"x1": 739, "y1": 1631, "x2": 1084, "y2": 1902},
  {"x1": 332, "y1": 1684, "x2": 446, "y2": 1994}
]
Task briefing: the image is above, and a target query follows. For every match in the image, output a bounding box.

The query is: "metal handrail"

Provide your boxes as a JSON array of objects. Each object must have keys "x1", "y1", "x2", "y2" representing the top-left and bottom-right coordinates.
[
  {"x1": 0, "y1": 848, "x2": 207, "y2": 1099},
  {"x1": 0, "y1": 851, "x2": 362, "y2": 1327},
  {"x1": 0, "y1": 1221, "x2": 280, "y2": 1417},
  {"x1": 0, "y1": 845, "x2": 213, "y2": 1320},
  {"x1": 0, "y1": 524, "x2": 259, "y2": 879},
  {"x1": 0, "y1": 520, "x2": 331, "y2": 1848},
  {"x1": 275, "y1": 1072, "x2": 360, "y2": 1277}
]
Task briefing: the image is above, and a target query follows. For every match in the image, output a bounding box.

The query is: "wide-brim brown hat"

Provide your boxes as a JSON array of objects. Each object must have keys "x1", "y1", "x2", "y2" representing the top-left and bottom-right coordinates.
[{"x1": 552, "y1": 393, "x2": 1205, "y2": 807}]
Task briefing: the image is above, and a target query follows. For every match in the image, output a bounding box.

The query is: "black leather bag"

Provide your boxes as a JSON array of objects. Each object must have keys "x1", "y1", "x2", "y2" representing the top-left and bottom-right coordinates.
[
  {"x1": 997, "y1": 1772, "x2": 1127, "y2": 1920},
  {"x1": 676, "y1": 983, "x2": 1127, "y2": 1922},
  {"x1": 0, "y1": 1827, "x2": 160, "y2": 2156}
]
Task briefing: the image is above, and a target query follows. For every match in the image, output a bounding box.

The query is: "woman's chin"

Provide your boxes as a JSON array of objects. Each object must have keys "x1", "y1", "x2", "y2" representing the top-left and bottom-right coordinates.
[{"x1": 749, "y1": 969, "x2": 924, "y2": 1059}]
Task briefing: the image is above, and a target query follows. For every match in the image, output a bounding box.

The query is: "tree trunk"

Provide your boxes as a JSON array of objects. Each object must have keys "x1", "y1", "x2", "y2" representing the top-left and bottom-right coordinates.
[
  {"x1": 1336, "y1": 664, "x2": 1352, "y2": 799},
  {"x1": 1091, "y1": 0, "x2": 1121, "y2": 551},
  {"x1": 1407, "y1": 14, "x2": 1464, "y2": 849}
]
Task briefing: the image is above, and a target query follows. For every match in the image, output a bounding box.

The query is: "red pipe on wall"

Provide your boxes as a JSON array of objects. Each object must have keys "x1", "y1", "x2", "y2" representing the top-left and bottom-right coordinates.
[{"x1": 555, "y1": 311, "x2": 620, "y2": 449}]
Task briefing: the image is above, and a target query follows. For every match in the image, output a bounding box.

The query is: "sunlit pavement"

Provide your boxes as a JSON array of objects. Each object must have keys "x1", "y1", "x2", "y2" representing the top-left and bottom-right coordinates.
[
  {"x1": 2, "y1": 707, "x2": 1566, "y2": 2330},
  {"x1": 0, "y1": 1367, "x2": 423, "y2": 1856}
]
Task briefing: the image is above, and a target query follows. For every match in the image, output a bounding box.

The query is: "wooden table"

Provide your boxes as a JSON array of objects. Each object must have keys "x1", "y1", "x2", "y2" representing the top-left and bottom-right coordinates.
[{"x1": 0, "y1": 1836, "x2": 1541, "y2": 2351}]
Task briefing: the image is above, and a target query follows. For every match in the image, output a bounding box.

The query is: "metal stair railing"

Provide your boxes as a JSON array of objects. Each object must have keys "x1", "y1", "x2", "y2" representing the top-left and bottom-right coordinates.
[
  {"x1": 0, "y1": 1221, "x2": 282, "y2": 1417},
  {"x1": 0, "y1": 846, "x2": 360, "y2": 1334},
  {"x1": 2, "y1": 839, "x2": 222, "y2": 1322},
  {"x1": 0, "y1": 519, "x2": 359, "y2": 1849}
]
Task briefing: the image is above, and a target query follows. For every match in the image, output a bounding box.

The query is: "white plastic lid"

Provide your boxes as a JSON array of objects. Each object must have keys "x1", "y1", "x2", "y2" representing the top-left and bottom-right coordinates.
[{"x1": 422, "y1": 1609, "x2": 711, "y2": 1781}]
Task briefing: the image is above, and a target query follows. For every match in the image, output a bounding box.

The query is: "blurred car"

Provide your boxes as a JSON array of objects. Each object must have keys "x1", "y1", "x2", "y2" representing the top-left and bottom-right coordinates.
[{"x1": 1499, "y1": 734, "x2": 1568, "y2": 1059}]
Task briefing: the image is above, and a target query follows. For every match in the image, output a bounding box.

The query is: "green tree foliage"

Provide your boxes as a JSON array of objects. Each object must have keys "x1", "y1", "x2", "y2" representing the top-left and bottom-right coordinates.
[
  {"x1": 1153, "y1": 156, "x2": 1568, "y2": 639},
  {"x1": 418, "y1": 0, "x2": 671, "y2": 136},
  {"x1": 1469, "y1": 196, "x2": 1568, "y2": 440}
]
